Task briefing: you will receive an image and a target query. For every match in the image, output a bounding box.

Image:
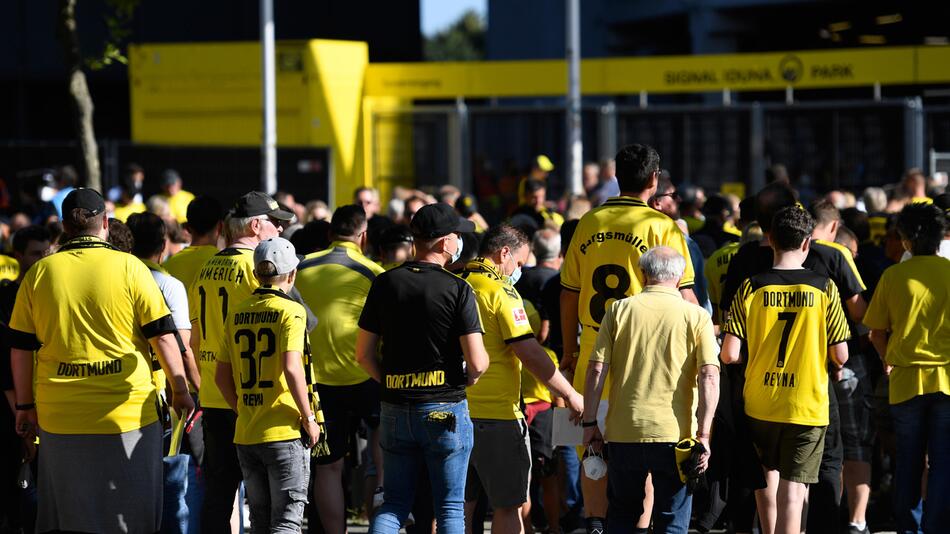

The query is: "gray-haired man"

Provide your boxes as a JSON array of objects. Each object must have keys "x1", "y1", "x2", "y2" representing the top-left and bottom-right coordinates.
[{"x1": 582, "y1": 246, "x2": 720, "y2": 534}]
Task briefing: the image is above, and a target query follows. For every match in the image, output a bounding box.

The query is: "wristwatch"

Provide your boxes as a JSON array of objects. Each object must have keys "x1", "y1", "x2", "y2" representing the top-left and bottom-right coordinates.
[
  {"x1": 15, "y1": 402, "x2": 35, "y2": 411},
  {"x1": 306, "y1": 414, "x2": 317, "y2": 423},
  {"x1": 581, "y1": 420, "x2": 598, "y2": 428}
]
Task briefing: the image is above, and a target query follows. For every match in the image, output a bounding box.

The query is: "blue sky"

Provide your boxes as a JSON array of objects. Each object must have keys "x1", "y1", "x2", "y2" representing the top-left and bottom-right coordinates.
[{"x1": 421, "y1": 0, "x2": 487, "y2": 36}]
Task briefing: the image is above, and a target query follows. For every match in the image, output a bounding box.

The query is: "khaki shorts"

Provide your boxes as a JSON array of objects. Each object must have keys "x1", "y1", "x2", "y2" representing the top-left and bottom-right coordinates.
[{"x1": 748, "y1": 418, "x2": 826, "y2": 484}]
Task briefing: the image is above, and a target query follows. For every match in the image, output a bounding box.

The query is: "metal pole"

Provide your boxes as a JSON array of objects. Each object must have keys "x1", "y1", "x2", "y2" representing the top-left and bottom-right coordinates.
[
  {"x1": 565, "y1": 0, "x2": 583, "y2": 195},
  {"x1": 260, "y1": 0, "x2": 277, "y2": 194}
]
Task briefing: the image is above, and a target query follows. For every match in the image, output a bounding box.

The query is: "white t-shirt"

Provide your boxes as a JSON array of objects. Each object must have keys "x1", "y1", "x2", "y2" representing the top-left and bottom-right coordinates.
[{"x1": 150, "y1": 270, "x2": 191, "y2": 331}]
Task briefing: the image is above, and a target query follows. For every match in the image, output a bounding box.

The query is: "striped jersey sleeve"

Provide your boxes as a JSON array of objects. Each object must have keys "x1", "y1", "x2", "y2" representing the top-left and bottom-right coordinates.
[
  {"x1": 824, "y1": 280, "x2": 851, "y2": 345},
  {"x1": 723, "y1": 278, "x2": 752, "y2": 340}
]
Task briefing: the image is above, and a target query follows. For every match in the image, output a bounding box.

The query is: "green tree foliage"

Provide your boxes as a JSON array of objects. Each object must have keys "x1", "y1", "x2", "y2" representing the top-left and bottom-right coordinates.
[
  {"x1": 424, "y1": 9, "x2": 485, "y2": 61},
  {"x1": 86, "y1": 0, "x2": 139, "y2": 70}
]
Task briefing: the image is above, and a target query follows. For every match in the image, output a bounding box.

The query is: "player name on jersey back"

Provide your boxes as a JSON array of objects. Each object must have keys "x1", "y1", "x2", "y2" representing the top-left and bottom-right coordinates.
[
  {"x1": 577, "y1": 230, "x2": 650, "y2": 255},
  {"x1": 197, "y1": 256, "x2": 248, "y2": 283}
]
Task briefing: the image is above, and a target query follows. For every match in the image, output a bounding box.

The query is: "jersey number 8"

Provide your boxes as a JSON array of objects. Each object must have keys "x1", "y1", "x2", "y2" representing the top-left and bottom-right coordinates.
[{"x1": 589, "y1": 264, "x2": 631, "y2": 324}]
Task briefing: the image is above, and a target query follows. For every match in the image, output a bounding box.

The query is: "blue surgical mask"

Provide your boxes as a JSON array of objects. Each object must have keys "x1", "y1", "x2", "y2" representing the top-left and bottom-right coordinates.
[
  {"x1": 450, "y1": 235, "x2": 463, "y2": 264},
  {"x1": 505, "y1": 253, "x2": 522, "y2": 285},
  {"x1": 508, "y1": 265, "x2": 522, "y2": 285}
]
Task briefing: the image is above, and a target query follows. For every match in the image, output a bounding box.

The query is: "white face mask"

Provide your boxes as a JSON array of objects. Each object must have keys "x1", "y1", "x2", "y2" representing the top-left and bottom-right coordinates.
[
  {"x1": 449, "y1": 234, "x2": 464, "y2": 264},
  {"x1": 582, "y1": 448, "x2": 607, "y2": 480}
]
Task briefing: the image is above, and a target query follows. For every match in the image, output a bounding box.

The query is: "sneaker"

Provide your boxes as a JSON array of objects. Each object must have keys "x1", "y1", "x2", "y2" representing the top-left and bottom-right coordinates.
[
  {"x1": 372, "y1": 486, "x2": 384, "y2": 509},
  {"x1": 403, "y1": 512, "x2": 415, "y2": 528},
  {"x1": 848, "y1": 524, "x2": 870, "y2": 534}
]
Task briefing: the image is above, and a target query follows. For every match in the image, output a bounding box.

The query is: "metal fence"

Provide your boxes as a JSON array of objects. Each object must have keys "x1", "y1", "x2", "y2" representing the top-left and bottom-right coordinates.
[{"x1": 371, "y1": 97, "x2": 946, "y2": 201}]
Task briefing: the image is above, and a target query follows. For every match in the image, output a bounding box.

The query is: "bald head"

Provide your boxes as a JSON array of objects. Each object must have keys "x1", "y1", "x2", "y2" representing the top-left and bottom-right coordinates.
[{"x1": 640, "y1": 246, "x2": 686, "y2": 286}]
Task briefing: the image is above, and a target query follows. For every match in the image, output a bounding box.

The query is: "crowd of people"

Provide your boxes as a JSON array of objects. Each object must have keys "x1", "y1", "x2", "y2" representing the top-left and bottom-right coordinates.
[{"x1": 0, "y1": 144, "x2": 947, "y2": 534}]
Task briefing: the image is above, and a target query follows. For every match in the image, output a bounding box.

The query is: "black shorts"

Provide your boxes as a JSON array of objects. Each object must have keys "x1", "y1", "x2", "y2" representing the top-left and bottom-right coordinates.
[
  {"x1": 835, "y1": 357, "x2": 874, "y2": 463},
  {"x1": 314, "y1": 379, "x2": 381, "y2": 464},
  {"x1": 527, "y1": 407, "x2": 557, "y2": 478}
]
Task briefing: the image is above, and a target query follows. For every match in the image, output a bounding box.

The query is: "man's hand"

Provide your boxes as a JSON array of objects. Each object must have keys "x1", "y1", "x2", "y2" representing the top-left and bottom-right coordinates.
[
  {"x1": 15, "y1": 408, "x2": 37, "y2": 439},
  {"x1": 696, "y1": 435, "x2": 711, "y2": 473},
  {"x1": 583, "y1": 425, "x2": 604, "y2": 453},
  {"x1": 302, "y1": 419, "x2": 321, "y2": 449},
  {"x1": 22, "y1": 436, "x2": 37, "y2": 462},
  {"x1": 171, "y1": 390, "x2": 196, "y2": 420},
  {"x1": 565, "y1": 391, "x2": 584, "y2": 422}
]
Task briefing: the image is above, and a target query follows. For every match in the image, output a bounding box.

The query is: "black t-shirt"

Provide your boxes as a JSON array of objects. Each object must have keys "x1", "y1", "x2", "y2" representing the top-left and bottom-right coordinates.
[
  {"x1": 693, "y1": 225, "x2": 738, "y2": 258},
  {"x1": 0, "y1": 280, "x2": 19, "y2": 446},
  {"x1": 720, "y1": 240, "x2": 865, "y2": 315},
  {"x1": 515, "y1": 265, "x2": 558, "y2": 320},
  {"x1": 541, "y1": 273, "x2": 565, "y2": 359},
  {"x1": 358, "y1": 261, "x2": 483, "y2": 405}
]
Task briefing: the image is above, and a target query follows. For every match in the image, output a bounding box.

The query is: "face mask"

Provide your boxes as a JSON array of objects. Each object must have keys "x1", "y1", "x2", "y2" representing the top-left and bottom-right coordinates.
[
  {"x1": 508, "y1": 265, "x2": 522, "y2": 285},
  {"x1": 505, "y1": 251, "x2": 522, "y2": 285},
  {"x1": 449, "y1": 235, "x2": 463, "y2": 264},
  {"x1": 582, "y1": 448, "x2": 607, "y2": 480}
]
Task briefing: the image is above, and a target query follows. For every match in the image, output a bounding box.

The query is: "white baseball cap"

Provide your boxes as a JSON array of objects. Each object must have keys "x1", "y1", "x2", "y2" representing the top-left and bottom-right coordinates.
[{"x1": 254, "y1": 237, "x2": 301, "y2": 275}]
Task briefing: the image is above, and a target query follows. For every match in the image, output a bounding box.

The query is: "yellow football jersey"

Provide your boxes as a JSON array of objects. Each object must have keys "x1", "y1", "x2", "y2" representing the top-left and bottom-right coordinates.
[
  {"x1": 462, "y1": 257, "x2": 535, "y2": 420},
  {"x1": 561, "y1": 196, "x2": 695, "y2": 329},
  {"x1": 112, "y1": 201, "x2": 146, "y2": 223},
  {"x1": 164, "y1": 244, "x2": 220, "y2": 289},
  {"x1": 705, "y1": 242, "x2": 740, "y2": 324},
  {"x1": 9, "y1": 237, "x2": 172, "y2": 434},
  {"x1": 863, "y1": 255, "x2": 950, "y2": 404},
  {"x1": 164, "y1": 190, "x2": 196, "y2": 223},
  {"x1": 296, "y1": 241, "x2": 385, "y2": 386},
  {"x1": 0, "y1": 255, "x2": 18, "y2": 282},
  {"x1": 521, "y1": 300, "x2": 556, "y2": 405},
  {"x1": 190, "y1": 247, "x2": 259, "y2": 408},
  {"x1": 725, "y1": 269, "x2": 851, "y2": 426},
  {"x1": 220, "y1": 287, "x2": 309, "y2": 445}
]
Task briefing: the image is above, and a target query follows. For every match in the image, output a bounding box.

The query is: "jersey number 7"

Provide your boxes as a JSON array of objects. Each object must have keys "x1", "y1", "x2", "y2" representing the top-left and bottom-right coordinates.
[{"x1": 776, "y1": 311, "x2": 797, "y2": 368}]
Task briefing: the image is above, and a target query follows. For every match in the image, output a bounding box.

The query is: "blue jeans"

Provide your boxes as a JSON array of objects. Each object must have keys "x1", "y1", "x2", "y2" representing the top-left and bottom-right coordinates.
[
  {"x1": 559, "y1": 446, "x2": 583, "y2": 510},
  {"x1": 371, "y1": 400, "x2": 474, "y2": 534},
  {"x1": 236, "y1": 439, "x2": 310, "y2": 534},
  {"x1": 606, "y1": 442, "x2": 692, "y2": 534},
  {"x1": 890, "y1": 392, "x2": 950, "y2": 534}
]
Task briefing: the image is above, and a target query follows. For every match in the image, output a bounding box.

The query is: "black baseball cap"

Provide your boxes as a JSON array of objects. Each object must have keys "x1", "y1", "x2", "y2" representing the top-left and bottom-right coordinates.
[
  {"x1": 410, "y1": 203, "x2": 475, "y2": 238},
  {"x1": 62, "y1": 188, "x2": 105, "y2": 216},
  {"x1": 232, "y1": 191, "x2": 294, "y2": 221}
]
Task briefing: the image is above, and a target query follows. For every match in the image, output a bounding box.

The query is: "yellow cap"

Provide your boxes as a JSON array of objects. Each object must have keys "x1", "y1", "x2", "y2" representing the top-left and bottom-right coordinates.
[{"x1": 536, "y1": 155, "x2": 555, "y2": 172}]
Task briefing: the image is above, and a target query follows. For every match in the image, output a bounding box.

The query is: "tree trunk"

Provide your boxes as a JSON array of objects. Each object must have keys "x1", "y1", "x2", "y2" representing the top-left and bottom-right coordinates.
[{"x1": 57, "y1": 0, "x2": 101, "y2": 191}]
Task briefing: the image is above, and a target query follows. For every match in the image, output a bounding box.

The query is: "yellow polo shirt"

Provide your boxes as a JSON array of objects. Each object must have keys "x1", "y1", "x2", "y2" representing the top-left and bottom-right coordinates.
[
  {"x1": 590, "y1": 285, "x2": 719, "y2": 443},
  {"x1": 462, "y1": 257, "x2": 535, "y2": 420},
  {"x1": 863, "y1": 255, "x2": 950, "y2": 404}
]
